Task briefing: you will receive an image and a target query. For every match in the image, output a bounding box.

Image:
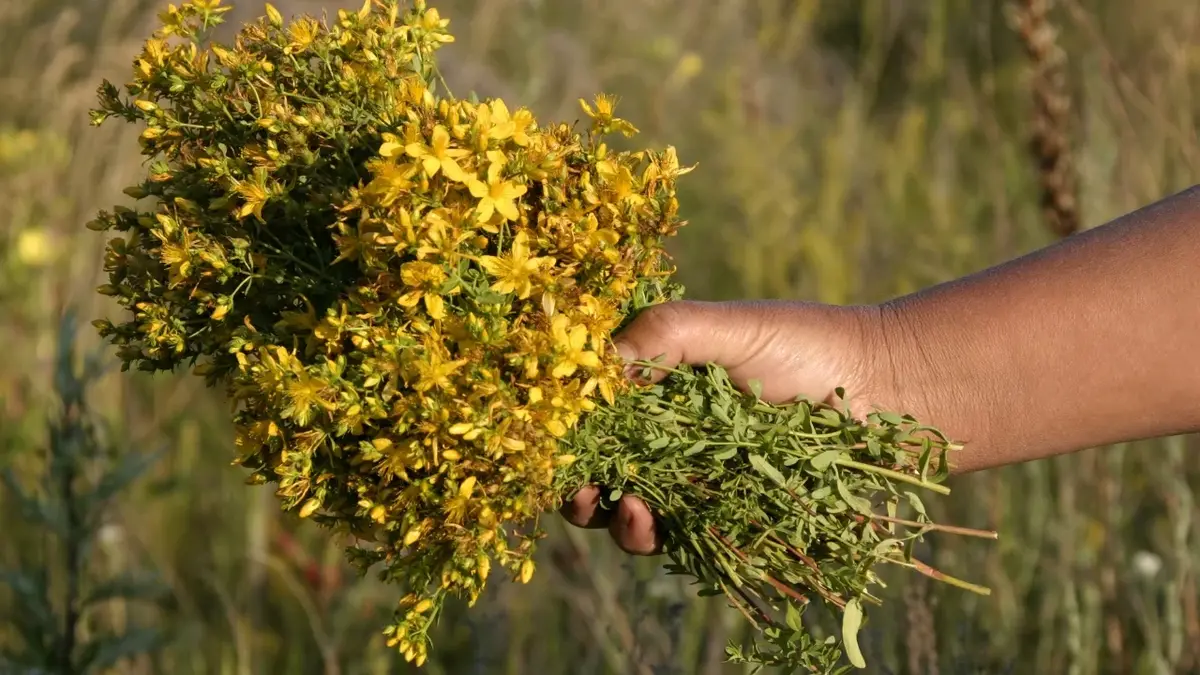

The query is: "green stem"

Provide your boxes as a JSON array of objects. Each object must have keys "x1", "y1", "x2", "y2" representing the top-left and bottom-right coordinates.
[
  {"x1": 891, "y1": 557, "x2": 993, "y2": 596},
  {"x1": 834, "y1": 458, "x2": 951, "y2": 495}
]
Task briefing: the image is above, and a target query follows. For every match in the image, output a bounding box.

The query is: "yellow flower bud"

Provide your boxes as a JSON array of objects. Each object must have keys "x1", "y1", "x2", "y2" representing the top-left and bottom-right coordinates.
[
  {"x1": 265, "y1": 3, "x2": 283, "y2": 27},
  {"x1": 519, "y1": 559, "x2": 534, "y2": 584},
  {"x1": 298, "y1": 498, "x2": 320, "y2": 518},
  {"x1": 370, "y1": 504, "x2": 387, "y2": 523}
]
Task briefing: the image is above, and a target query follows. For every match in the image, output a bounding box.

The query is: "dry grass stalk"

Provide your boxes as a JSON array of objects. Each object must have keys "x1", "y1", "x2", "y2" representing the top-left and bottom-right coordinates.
[{"x1": 1011, "y1": 0, "x2": 1081, "y2": 238}]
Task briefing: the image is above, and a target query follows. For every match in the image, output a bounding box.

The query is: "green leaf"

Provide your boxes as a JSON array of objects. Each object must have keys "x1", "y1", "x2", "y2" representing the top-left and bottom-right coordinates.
[
  {"x1": 785, "y1": 601, "x2": 803, "y2": 632},
  {"x1": 875, "y1": 411, "x2": 904, "y2": 426},
  {"x1": 712, "y1": 447, "x2": 737, "y2": 461},
  {"x1": 841, "y1": 598, "x2": 866, "y2": 668},
  {"x1": 87, "y1": 446, "x2": 166, "y2": 510},
  {"x1": 79, "y1": 627, "x2": 164, "y2": 673},
  {"x1": 836, "y1": 480, "x2": 872, "y2": 515},
  {"x1": 82, "y1": 573, "x2": 169, "y2": 608},
  {"x1": 0, "y1": 568, "x2": 56, "y2": 661},
  {"x1": 810, "y1": 450, "x2": 840, "y2": 471},
  {"x1": 747, "y1": 454, "x2": 786, "y2": 488},
  {"x1": 1, "y1": 469, "x2": 66, "y2": 536},
  {"x1": 904, "y1": 491, "x2": 927, "y2": 517}
]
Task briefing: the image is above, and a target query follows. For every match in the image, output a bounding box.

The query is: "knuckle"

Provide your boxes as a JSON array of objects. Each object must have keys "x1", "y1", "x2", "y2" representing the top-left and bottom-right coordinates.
[{"x1": 638, "y1": 300, "x2": 701, "y2": 344}]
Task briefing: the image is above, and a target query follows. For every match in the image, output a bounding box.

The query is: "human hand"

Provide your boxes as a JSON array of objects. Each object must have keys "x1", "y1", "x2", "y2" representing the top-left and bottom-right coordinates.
[{"x1": 559, "y1": 299, "x2": 893, "y2": 555}]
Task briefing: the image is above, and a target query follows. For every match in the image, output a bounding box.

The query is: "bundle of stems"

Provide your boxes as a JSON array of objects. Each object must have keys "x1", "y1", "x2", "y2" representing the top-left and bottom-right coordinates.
[{"x1": 560, "y1": 352, "x2": 997, "y2": 672}]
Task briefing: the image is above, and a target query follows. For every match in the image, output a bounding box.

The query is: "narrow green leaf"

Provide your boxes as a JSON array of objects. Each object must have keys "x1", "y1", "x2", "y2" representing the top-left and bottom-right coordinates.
[
  {"x1": 747, "y1": 454, "x2": 786, "y2": 488},
  {"x1": 841, "y1": 598, "x2": 866, "y2": 668}
]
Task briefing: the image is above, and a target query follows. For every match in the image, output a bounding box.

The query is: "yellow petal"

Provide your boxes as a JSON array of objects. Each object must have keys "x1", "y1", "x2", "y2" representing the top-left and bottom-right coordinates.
[
  {"x1": 424, "y1": 294, "x2": 445, "y2": 320},
  {"x1": 421, "y1": 155, "x2": 440, "y2": 176},
  {"x1": 546, "y1": 419, "x2": 568, "y2": 437},
  {"x1": 599, "y1": 378, "x2": 615, "y2": 405},
  {"x1": 495, "y1": 198, "x2": 519, "y2": 221},
  {"x1": 459, "y1": 475, "x2": 477, "y2": 497},
  {"x1": 431, "y1": 125, "x2": 451, "y2": 148},
  {"x1": 379, "y1": 141, "x2": 404, "y2": 157},
  {"x1": 474, "y1": 199, "x2": 495, "y2": 222},
  {"x1": 476, "y1": 255, "x2": 504, "y2": 275},
  {"x1": 568, "y1": 324, "x2": 588, "y2": 351},
  {"x1": 441, "y1": 157, "x2": 467, "y2": 182}
]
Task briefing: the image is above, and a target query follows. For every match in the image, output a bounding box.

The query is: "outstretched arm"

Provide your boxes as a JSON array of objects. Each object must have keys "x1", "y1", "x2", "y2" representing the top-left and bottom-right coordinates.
[
  {"x1": 879, "y1": 184, "x2": 1200, "y2": 472},
  {"x1": 565, "y1": 185, "x2": 1200, "y2": 554}
]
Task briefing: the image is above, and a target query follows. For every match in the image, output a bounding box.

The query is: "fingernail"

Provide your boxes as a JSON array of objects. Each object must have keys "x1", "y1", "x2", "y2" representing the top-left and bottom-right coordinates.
[
  {"x1": 615, "y1": 341, "x2": 636, "y2": 363},
  {"x1": 614, "y1": 341, "x2": 640, "y2": 380}
]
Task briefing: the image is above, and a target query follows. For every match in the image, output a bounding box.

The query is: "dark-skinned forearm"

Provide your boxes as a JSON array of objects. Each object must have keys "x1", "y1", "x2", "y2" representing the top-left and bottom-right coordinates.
[{"x1": 877, "y1": 185, "x2": 1200, "y2": 472}]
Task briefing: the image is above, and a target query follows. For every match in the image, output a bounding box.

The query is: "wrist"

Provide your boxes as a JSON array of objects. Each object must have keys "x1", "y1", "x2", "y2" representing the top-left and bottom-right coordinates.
[{"x1": 860, "y1": 298, "x2": 1000, "y2": 473}]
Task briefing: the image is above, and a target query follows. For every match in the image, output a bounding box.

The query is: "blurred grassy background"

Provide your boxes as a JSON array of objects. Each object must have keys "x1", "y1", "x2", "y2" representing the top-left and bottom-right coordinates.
[{"x1": 2, "y1": 0, "x2": 1199, "y2": 673}]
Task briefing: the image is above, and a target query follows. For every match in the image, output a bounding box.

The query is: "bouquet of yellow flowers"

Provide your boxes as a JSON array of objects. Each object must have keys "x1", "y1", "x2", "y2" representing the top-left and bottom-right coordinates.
[{"x1": 88, "y1": 1, "x2": 992, "y2": 671}]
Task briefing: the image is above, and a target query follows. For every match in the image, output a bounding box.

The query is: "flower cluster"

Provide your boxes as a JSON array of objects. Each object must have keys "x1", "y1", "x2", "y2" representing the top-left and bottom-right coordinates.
[
  {"x1": 89, "y1": 0, "x2": 689, "y2": 665},
  {"x1": 90, "y1": 1, "x2": 990, "y2": 672}
]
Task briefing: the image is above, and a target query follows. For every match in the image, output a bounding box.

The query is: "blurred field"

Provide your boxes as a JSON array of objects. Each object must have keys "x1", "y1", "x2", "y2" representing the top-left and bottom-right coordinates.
[{"x1": 2, "y1": 0, "x2": 1199, "y2": 673}]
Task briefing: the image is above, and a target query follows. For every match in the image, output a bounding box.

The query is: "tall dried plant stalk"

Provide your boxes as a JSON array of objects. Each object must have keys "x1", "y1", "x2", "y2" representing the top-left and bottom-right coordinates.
[{"x1": 1011, "y1": 0, "x2": 1081, "y2": 238}]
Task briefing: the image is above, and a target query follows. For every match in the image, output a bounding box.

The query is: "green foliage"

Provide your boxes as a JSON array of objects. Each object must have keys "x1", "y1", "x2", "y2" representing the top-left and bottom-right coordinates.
[
  {"x1": 563, "y1": 363, "x2": 986, "y2": 673},
  {"x1": 0, "y1": 312, "x2": 170, "y2": 674}
]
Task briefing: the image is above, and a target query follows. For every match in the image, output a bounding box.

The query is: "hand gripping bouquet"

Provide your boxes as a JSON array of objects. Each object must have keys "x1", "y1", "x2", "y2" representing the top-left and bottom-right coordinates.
[{"x1": 88, "y1": 1, "x2": 995, "y2": 671}]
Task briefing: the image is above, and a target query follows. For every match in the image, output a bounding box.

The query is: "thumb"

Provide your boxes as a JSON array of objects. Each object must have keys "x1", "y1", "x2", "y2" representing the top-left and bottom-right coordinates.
[{"x1": 613, "y1": 300, "x2": 765, "y2": 382}]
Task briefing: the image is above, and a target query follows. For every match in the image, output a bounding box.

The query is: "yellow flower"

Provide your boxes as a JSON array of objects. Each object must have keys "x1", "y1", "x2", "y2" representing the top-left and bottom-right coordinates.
[
  {"x1": 487, "y1": 100, "x2": 535, "y2": 146},
  {"x1": 403, "y1": 125, "x2": 470, "y2": 181},
  {"x1": 397, "y1": 261, "x2": 448, "y2": 319},
  {"x1": 467, "y1": 161, "x2": 526, "y2": 222},
  {"x1": 412, "y1": 347, "x2": 468, "y2": 392},
  {"x1": 550, "y1": 315, "x2": 600, "y2": 378},
  {"x1": 364, "y1": 161, "x2": 418, "y2": 207},
  {"x1": 285, "y1": 18, "x2": 318, "y2": 54},
  {"x1": 477, "y1": 231, "x2": 552, "y2": 299},
  {"x1": 579, "y1": 94, "x2": 639, "y2": 137},
  {"x1": 444, "y1": 475, "x2": 476, "y2": 524},
  {"x1": 235, "y1": 170, "x2": 270, "y2": 220},
  {"x1": 15, "y1": 228, "x2": 55, "y2": 268}
]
